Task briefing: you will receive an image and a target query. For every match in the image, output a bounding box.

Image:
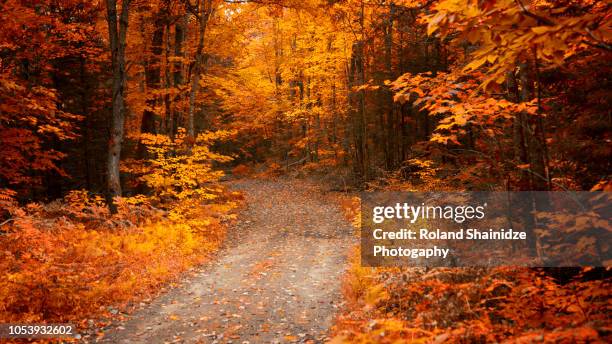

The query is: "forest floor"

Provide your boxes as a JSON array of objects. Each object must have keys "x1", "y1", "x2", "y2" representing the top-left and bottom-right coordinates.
[{"x1": 93, "y1": 178, "x2": 355, "y2": 344}]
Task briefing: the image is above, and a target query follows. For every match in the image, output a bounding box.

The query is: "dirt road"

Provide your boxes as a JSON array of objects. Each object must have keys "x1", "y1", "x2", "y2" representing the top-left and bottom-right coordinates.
[{"x1": 96, "y1": 179, "x2": 354, "y2": 343}]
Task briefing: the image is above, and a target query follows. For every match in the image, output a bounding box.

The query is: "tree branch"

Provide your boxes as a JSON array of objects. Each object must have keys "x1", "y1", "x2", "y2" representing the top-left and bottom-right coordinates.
[
  {"x1": 0, "y1": 218, "x2": 14, "y2": 227},
  {"x1": 514, "y1": 0, "x2": 555, "y2": 26},
  {"x1": 582, "y1": 39, "x2": 612, "y2": 51}
]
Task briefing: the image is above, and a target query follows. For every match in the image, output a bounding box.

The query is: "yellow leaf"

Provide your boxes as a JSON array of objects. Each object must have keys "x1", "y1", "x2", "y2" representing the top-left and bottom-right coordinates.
[
  {"x1": 463, "y1": 56, "x2": 488, "y2": 72},
  {"x1": 427, "y1": 13, "x2": 445, "y2": 36},
  {"x1": 532, "y1": 26, "x2": 554, "y2": 34}
]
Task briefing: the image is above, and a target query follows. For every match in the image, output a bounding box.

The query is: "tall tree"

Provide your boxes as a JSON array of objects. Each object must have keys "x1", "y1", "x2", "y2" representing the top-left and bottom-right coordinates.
[
  {"x1": 187, "y1": 0, "x2": 215, "y2": 138},
  {"x1": 105, "y1": 0, "x2": 131, "y2": 212}
]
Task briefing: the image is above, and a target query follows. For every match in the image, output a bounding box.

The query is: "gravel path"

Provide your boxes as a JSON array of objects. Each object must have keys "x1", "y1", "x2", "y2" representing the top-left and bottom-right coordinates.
[{"x1": 96, "y1": 178, "x2": 354, "y2": 344}]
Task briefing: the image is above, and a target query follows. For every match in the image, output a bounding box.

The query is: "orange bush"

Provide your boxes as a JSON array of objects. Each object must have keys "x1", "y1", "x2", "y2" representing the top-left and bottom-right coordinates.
[
  {"x1": 0, "y1": 188, "x2": 240, "y2": 326},
  {"x1": 333, "y1": 256, "x2": 611, "y2": 343}
]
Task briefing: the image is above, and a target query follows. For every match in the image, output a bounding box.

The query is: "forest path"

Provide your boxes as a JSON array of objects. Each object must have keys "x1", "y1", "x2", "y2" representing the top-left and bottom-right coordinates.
[{"x1": 97, "y1": 178, "x2": 354, "y2": 344}]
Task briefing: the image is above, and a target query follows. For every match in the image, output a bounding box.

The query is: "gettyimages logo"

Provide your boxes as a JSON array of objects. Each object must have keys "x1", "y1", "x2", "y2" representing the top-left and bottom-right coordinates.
[{"x1": 372, "y1": 203, "x2": 487, "y2": 224}]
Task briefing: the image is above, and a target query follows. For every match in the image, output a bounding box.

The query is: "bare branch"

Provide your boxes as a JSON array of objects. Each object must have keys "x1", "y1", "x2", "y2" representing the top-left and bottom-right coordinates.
[
  {"x1": 515, "y1": 0, "x2": 555, "y2": 26},
  {"x1": 0, "y1": 218, "x2": 14, "y2": 227}
]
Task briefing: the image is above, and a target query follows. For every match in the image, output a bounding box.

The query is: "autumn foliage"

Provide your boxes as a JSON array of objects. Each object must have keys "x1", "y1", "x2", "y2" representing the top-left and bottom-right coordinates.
[
  {"x1": 334, "y1": 260, "x2": 611, "y2": 343},
  {"x1": 326, "y1": 1, "x2": 611, "y2": 341},
  {"x1": 0, "y1": 0, "x2": 243, "y2": 328},
  {"x1": 0, "y1": 0, "x2": 609, "y2": 341},
  {"x1": 0, "y1": 133, "x2": 240, "y2": 325},
  {"x1": 332, "y1": 194, "x2": 611, "y2": 343}
]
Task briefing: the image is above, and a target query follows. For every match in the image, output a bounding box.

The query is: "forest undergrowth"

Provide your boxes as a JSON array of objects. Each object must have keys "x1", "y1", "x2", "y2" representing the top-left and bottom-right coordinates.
[
  {"x1": 0, "y1": 130, "x2": 242, "y2": 331},
  {"x1": 329, "y1": 181, "x2": 611, "y2": 343}
]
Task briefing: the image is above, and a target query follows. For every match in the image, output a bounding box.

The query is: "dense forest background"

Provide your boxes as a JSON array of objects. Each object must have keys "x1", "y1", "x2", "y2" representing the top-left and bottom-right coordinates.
[
  {"x1": 1, "y1": 0, "x2": 610, "y2": 201},
  {"x1": 0, "y1": 0, "x2": 610, "y2": 342}
]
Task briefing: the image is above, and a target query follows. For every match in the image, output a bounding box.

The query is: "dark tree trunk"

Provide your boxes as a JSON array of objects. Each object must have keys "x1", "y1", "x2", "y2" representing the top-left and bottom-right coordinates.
[
  {"x1": 172, "y1": 14, "x2": 187, "y2": 134},
  {"x1": 105, "y1": 0, "x2": 130, "y2": 213},
  {"x1": 163, "y1": 22, "x2": 172, "y2": 135},
  {"x1": 188, "y1": 0, "x2": 214, "y2": 138},
  {"x1": 137, "y1": 14, "x2": 165, "y2": 161},
  {"x1": 384, "y1": 2, "x2": 395, "y2": 170}
]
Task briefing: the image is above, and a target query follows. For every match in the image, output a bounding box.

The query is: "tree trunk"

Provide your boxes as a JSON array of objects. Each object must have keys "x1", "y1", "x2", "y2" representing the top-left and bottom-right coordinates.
[
  {"x1": 105, "y1": 0, "x2": 130, "y2": 213},
  {"x1": 141, "y1": 19, "x2": 163, "y2": 136},
  {"x1": 163, "y1": 22, "x2": 172, "y2": 135},
  {"x1": 187, "y1": 0, "x2": 213, "y2": 138},
  {"x1": 384, "y1": 2, "x2": 395, "y2": 170},
  {"x1": 349, "y1": 40, "x2": 367, "y2": 179},
  {"x1": 138, "y1": 10, "x2": 165, "y2": 161},
  {"x1": 517, "y1": 62, "x2": 549, "y2": 191},
  {"x1": 331, "y1": 82, "x2": 338, "y2": 160},
  {"x1": 349, "y1": 0, "x2": 369, "y2": 181},
  {"x1": 173, "y1": 14, "x2": 187, "y2": 134}
]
